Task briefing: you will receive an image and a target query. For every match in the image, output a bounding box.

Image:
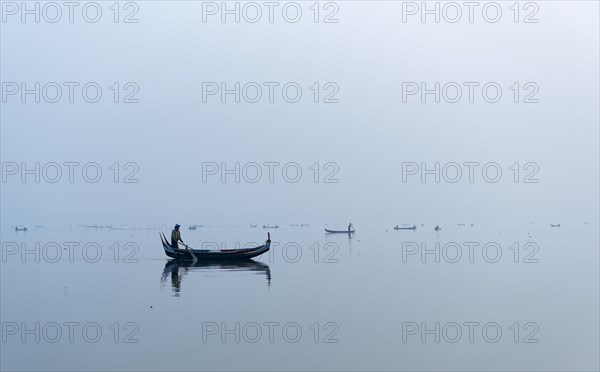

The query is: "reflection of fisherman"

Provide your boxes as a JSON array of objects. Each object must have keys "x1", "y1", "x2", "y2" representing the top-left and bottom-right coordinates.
[
  {"x1": 171, "y1": 263, "x2": 182, "y2": 292},
  {"x1": 348, "y1": 223, "x2": 353, "y2": 232},
  {"x1": 161, "y1": 261, "x2": 186, "y2": 296},
  {"x1": 171, "y1": 224, "x2": 184, "y2": 249}
]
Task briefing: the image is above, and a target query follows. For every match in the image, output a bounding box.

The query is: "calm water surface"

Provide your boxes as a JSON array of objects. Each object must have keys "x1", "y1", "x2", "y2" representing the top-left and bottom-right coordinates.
[{"x1": 1, "y1": 223, "x2": 598, "y2": 371}]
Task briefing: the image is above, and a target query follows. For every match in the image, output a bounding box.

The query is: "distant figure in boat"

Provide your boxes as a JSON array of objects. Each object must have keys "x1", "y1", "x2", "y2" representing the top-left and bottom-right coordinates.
[
  {"x1": 434, "y1": 225, "x2": 441, "y2": 231},
  {"x1": 394, "y1": 225, "x2": 417, "y2": 230},
  {"x1": 171, "y1": 224, "x2": 184, "y2": 249},
  {"x1": 348, "y1": 223, "x2": 353, "y2": 232}
]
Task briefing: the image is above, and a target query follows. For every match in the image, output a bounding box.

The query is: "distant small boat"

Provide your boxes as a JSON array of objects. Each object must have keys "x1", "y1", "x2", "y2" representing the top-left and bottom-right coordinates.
[
  {"x1": 550, "y1": 224, "x2": 561, "y2": 227},
  {"x1": 250, "y1": 225, "x2": 257, "y2": 228},
  {"x1": 263, "y1": 225, "x2": 279, "y2": 229},
  {"x1": 434, "y1": 225, "x2": 441, "y2": 231},
  {"x1": 394, "y1": 225, "x2": 416, "y2": 230},
  {"x1": 289, "y1": 224, "x2": 298, "y2": 227},
  {"x1": 188, "y1": 225, "x2": 197, "y2": 230},
  {"x1": 109, "y1": 226, "x2": 152, "y2": 231},
  {"x1": 301, "y1": 224, "x2": 309, "y2": 227},
  {"x1": 325, "y1": 228, "x2": 354, "y2": 233},
  {"x1": 457, "y1": 223, "x2": 466, "y2": 226},
  {"x1": 15, "y1": 226, "x2": 28, "y2": 231}
]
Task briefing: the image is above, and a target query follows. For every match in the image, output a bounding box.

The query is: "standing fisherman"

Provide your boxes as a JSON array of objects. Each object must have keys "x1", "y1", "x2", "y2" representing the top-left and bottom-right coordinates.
[{"x1": 171, "y1": 224, "x2": 184, "y2": 249}]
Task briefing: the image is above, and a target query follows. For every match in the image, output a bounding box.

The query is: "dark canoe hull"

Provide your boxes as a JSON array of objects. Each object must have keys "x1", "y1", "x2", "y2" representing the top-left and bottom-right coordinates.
[
  {"x1": 394, "y1": 226, "x2": 417, "y2": 230},
  {"x1": 160, "y1": 233, "x2": 270, "y2": 261},
  {"x1": 324, "y1": 228, "x2": 355, "y2": 233}
]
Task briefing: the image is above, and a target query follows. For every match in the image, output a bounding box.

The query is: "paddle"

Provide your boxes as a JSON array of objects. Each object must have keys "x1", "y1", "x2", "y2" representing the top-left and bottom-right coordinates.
[{"x1": 181, "y1": 242, "x2": 198, "y2": 263}]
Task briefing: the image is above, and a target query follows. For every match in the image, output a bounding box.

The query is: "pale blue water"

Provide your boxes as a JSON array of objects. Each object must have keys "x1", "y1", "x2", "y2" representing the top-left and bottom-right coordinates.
[{"x1": 1, "y1": 222, "x2": 598, "y2": 371}]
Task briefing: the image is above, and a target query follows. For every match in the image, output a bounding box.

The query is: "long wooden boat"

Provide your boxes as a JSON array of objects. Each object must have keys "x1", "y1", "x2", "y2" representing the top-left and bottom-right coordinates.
[
  {"x1": 324, "y1": 228, "x2": 355, "y2": 233},
  {"x1": 160, "y1": 232, "x2": 271, "y2": 261},
  {"x1": 394, "y1": 225, "x2": 417, "y2": 230}
]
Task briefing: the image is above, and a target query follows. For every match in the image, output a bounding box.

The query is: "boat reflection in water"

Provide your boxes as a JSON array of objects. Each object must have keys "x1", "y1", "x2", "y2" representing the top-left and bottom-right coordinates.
[{"x1": 161, "y1": 260, "x2": 271, "y2": 296}]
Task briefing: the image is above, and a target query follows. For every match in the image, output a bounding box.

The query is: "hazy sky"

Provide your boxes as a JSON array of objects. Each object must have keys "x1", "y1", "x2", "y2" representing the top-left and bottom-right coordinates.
[{"x1": 1, "y1": 1, "x2": 598, "y2": 226}]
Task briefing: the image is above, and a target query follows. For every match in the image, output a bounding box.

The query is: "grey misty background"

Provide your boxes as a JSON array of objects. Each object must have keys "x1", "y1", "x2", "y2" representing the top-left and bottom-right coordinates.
[{"x1": 1, "y1": 2, "x2": 598, "y2": 227}]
